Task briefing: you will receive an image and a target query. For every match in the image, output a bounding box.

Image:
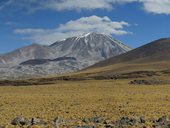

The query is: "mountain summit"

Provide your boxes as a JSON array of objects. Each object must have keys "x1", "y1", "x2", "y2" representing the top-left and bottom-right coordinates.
[
  {"x1": 50, "y1": 32, "x2": 131, "y2": 65},
  {"x1": 0, "y1": 32, "x2": 131, "y2": 79}
]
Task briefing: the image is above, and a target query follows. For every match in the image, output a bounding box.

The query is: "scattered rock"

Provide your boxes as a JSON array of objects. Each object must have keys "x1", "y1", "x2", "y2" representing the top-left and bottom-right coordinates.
[
  {"x1": 130, "y1": 79, "x2": 170, "y2": 85},
  {"x1": 82, "y1": 118, "x2": 90, "y2": 123},
  {"x1": 139, "y1": 116, "x2": 146, "y2": 124},
  {"x1": 11, "y1": 116, "x2": 30, "y2": 126},
  {"x1": 8, "y1": 115, "x2": 170, "y2": 128},
  {"x1": 82, "y1": 117, "x2": 104, "y2": 124},
  {"x1": 31, "y1": 117, "x2": 47, "y2": 125},
  {"x1": 130, "y1": 80, "x2": 154, "y2": 85},
  {"x1": 115, "y1": 116, "x2": 137, "y2": 127},
  {"x1": 53, "y1": 116, "x2": 64, "y2": 127},
  {"x1": 153, "y1": 116, "x2": 170, "y2": 127}
]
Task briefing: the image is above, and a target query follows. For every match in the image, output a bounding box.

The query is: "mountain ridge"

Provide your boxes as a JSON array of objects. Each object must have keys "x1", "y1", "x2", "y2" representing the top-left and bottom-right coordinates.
[
  {"x1": 0, "y1": 32, "x2": 131, "y2": 79},
  {"x1": 89, "y1": 38, "x2": 170, "y2": 69}
]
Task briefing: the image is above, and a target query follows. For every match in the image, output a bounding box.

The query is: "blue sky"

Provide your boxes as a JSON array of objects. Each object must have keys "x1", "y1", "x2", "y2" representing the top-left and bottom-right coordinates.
[{"x1": 0, "y1": 0, "x2": 170, "y2": 54}]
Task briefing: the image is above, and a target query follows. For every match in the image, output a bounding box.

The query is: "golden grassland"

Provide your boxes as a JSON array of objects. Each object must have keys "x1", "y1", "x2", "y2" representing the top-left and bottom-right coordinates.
[
  {"x1": 70, "y1": 61, "x2": 170, "y2": 77},
  {"x1": 1, "y1": 79, "x2": 170, "y2": 126}
]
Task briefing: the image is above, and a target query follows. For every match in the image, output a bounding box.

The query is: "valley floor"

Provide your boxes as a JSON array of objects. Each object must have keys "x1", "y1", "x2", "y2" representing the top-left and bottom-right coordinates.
[{"x1": 0, "y1": 80, "x2": 170, "y2": 127}]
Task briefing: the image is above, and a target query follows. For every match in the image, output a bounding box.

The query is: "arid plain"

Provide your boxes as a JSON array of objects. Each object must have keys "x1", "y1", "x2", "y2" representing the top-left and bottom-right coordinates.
[{"x1": 1, "y1": 76, "x2": 170, "y2": 127}]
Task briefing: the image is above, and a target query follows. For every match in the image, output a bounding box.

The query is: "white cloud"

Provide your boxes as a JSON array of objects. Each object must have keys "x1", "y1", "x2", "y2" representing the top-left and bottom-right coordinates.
[
  {"x1": 1, "y1": 0, "x2": 170, "y2": 14},
  {"x1": 14, "y1": 15, "x2": 131, "y2": 45},
  {"x1": 140, "y1": 0, "x2": 170, "y2": 14}
]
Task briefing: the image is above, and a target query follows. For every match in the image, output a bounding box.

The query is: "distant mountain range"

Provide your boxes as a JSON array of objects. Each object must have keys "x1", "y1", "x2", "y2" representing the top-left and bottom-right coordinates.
[{"x1": 0, "y1": 32, "x2": 131, "y2": 79}]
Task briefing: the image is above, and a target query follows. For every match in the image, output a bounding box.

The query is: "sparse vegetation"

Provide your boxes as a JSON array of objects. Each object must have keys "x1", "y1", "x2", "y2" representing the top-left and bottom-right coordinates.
[{"x1": 0, "y1": 79, "x2": 170, "y2": 127}]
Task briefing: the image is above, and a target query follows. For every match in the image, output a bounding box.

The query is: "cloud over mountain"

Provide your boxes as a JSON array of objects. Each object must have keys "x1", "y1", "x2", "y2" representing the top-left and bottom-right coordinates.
[{"x1": 14, "y1": 15, "x2": 130, "y2": 44}]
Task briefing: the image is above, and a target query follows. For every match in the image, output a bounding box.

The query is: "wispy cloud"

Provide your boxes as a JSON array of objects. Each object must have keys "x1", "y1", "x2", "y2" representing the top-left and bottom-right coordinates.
[
  {"x1": 4, "y1": 21, "x2": 18, "y2": 26},
  {"x1": 14, "y1": 15, "x2": 131, "y2": 44},
  {"x1": 1, "y1": 0, "x2": 170, "y2": 14}
]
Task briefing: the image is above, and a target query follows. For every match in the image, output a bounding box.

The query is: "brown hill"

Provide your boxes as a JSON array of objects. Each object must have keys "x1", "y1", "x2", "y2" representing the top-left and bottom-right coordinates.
[
  {"x1": 70, "y1": 38, "x2": 170, "y2": 78},
  {"x1": 89, "y1": 38, "x2": 170, "y2": 68}
]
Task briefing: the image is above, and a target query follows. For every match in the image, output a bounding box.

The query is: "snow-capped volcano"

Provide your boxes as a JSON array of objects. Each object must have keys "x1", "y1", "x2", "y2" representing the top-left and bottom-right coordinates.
[
  {"x1": 0, "y1": 32, "x2": 131, "y2": 79},
  {"x1": 50, "y1": 32, "x2": 131, "y2": 64}
]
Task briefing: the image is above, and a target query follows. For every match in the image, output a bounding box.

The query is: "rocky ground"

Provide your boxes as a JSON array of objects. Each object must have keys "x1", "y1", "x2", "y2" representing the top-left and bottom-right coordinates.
[
  {"x1": 130, "y1": 79, "x2": 170, "y2": 85},
  {"x1": 1, "y1": 115, "x2": 170, "y2": 128}
]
